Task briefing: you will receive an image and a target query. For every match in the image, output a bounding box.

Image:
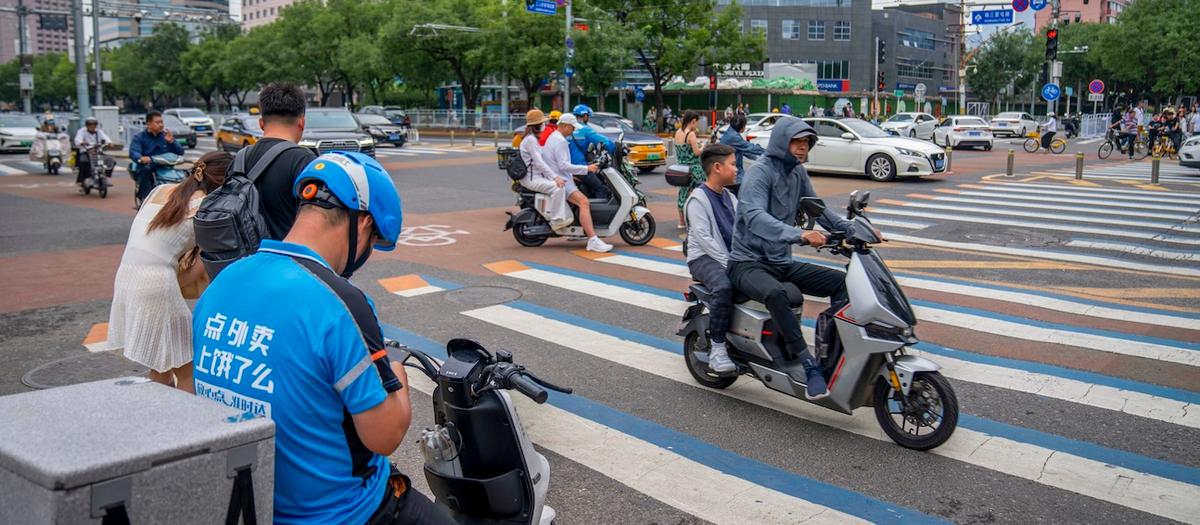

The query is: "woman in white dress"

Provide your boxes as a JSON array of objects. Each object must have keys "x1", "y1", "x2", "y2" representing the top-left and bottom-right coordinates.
[{"x1": 107, "y1": 151, "x2": 232, "y2": 392}]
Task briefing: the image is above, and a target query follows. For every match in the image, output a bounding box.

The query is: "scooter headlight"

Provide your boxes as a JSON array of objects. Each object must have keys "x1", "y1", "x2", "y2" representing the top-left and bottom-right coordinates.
[{"x1": 864, "y1": 322, "x2": 917, "y2": 344}]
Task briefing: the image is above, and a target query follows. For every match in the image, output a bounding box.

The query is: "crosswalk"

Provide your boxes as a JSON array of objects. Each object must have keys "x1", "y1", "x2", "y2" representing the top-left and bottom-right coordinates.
[
  {"x1": 1038, "y1": 163, "x2": 1200, "y2": 184},
  {"x1": 373, "y1": 242, "x2": 1200, "y2": 523},
  {"x1": 864, "y1": 179, "x2": 1200, "y2": 262}
]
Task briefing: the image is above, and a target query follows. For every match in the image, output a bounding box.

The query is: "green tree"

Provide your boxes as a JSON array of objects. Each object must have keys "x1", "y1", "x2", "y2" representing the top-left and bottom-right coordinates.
[
  {"x1": 0, "y1": 59, "x2": 19, "y2": 104},
  {"x1": 270, "y1": 0, "x2": 341, "y2": 105},
  {"x1": 571, "y1": 18, "x2": 636, "y2": 112},
  {"x1": 182, "y1": 26, "x2": 240, "y2": 112},
  {"x1": 588, "y1": 0, "x2": 764, "y2": 131},
  {"x1": 383, "y1": 0, "x2": 496, "y2": 111},
  {"x1": 483, "y1": 5, "x2": 561, "y2": 103},
  {"x1": 1097, "y1": 0, "x2": 1200, "y2": 101},
  {"x1": 965, "y1": 30, "x2": 1040, "y2": 107}
]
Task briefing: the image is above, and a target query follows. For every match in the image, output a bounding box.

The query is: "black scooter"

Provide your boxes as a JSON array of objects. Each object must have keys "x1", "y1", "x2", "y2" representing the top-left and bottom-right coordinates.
[{"x1": 388, "y1": 339, "x2": 572, "y2": 525}]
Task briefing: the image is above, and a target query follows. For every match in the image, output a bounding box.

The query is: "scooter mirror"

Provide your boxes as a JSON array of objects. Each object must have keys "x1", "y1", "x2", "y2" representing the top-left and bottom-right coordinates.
[{"x1": 799, "y1": 197, "x2": 826, "y2": 217}]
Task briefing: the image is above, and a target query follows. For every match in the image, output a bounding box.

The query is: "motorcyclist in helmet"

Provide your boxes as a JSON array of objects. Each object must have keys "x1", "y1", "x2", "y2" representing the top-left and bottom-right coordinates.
[
  {"x1": 565, "y1": 104, "x2": 614, "y2": 200},
  {"x1": 192, "y1": 152, "x2": 454, "y2": 525},
  {"x1": 728, "y1": 116, "x2": 879, "y2": 399}
]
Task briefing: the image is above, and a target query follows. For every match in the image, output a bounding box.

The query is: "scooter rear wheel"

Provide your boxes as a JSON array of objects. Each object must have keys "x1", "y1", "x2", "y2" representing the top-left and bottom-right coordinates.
[
  {"x1": 683, "y1": 332, "x2": 737, "y2": 389},
  {"x1": 872, "y1": 371, "x2": 958, "y2": 451},
  {"x1": 512, "y1": 223, "x2": 548, "y2": 247}
]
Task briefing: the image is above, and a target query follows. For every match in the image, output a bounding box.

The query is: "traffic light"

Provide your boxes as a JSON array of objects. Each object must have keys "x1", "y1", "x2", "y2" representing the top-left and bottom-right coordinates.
[
  {"x1": 877, "y1": 40, "x2": 887, "y2": 64},
  {"x1": 1045, "y1": 28, "x2": 1058, "y2": 60},
  {"x1": 877, "y1": 71, "x2": 886, "y2": 91}
]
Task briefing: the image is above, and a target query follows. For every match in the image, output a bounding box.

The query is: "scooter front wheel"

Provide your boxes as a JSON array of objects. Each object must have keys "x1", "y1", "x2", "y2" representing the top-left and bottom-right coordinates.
[
  {"x1": 97, "y1": 177, "x2": 108, "y2": 199},
  {"x1": 872, "y1": 371, "x2": 958, "y2": 451},
  {"x1": 683, "y1": 332, "x2": 737, "y2": 389},
  {"x1": 619, "y1": 213, "x2": 656, "y2": 246}
]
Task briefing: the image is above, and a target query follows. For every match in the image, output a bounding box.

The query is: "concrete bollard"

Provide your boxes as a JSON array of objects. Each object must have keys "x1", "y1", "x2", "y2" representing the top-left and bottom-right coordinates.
[
  {"x1": 1075, "y1": 152, "x2": 1084, "y2": 180},
  {"x1": 450, "y1": 130, "x2": 455, "y2": 146},
  {"x1": 1151, "y1": 155, "x2": 1160, "y2": 185},
  {"x1": 944, "y1": 146, "x2": 953, "y2": 172},
  {"x1": 493, "y1": 130, "x2": 498, "y2": 148},
  {"x1": 471, "y1": 131, "x2": 476, "y2": 147},
  {"x1": 1006, "y1": 149, "x2": 1015, "y2": 177}
]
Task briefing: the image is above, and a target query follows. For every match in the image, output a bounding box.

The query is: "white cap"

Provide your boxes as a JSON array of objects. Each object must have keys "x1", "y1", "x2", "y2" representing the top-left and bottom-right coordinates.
[{"x1": 557, "y1": 113, "x2": 579, "y2": 127}]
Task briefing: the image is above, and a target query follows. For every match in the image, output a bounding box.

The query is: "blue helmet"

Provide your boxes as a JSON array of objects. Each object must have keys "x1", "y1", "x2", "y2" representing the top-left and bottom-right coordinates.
[
  {"x1": 293, "y1": 152, "x2": 403, "y2": 252},
  {"x1": 572, "y1": 104, "x2": 592, "y2": 117}
]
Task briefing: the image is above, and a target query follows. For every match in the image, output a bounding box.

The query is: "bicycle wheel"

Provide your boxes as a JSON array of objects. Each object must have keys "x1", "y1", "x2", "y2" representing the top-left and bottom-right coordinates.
[
  {"x1": 1098, "y1": 141, "x2": 1113, "y2": 160},
  {"x1": 1050, "y1": 139, "x2": 1067, "y2": 154},
  {"x1": 1023, "y1": 138, "x2": 1039, "y2": 153},
  {"x1": 1134, "y1": 141, "x2": 1150, "y2": 160}
]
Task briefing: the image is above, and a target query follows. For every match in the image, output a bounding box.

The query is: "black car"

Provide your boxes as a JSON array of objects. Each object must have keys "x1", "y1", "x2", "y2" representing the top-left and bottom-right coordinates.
[
  {"x1": 298, "y1": 108, "x2": 376, "y2": 157},
  {"x1": 360, "y1": 105, "x2": 411, "y2": 127},
  {"x1": 356, "y1": 113, "x2": 408, "y2": 147},
  {"x1": 163, "y1": 114, "x2": 198, "y2": 149}
]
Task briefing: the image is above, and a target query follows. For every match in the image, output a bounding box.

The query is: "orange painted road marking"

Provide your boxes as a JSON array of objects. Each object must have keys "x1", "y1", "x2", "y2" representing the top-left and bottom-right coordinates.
[
  {"x1": 484, "y1": 260, "x2": 530, "y2": 274},
  {"x1": 83, "y1": 323, "x2": 108, "y2": 352},
  {"x1": 647, "y1": 238, "x2": 682, "y2": 250},
  {"x1": 572, "y1": 249, "x2": 614, "y2": 260}
]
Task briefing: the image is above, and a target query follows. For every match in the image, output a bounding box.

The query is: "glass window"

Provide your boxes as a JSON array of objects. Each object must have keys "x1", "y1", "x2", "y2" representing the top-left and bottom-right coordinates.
[
  {"x1": 815, "y1": 121, "x2": 845, "y2": 138},
  {"x1": 808, "y1": 20, "x2": 825, "y2": 41},
  {"x1": 782, "y1": 20, "x2": 801, "y2": 40},
  {"x1": 901, "y1": 28, "x2": 936, "y2": 50},
  {"x1": 897, "y1": 61, "x2": 934, "y2": 80},
  {"x1": 750, "y1": 19, "x2": 768, "y2": 35},
  {"x1": 834, "y1": 21, "x2": 851, "y2": 41}
]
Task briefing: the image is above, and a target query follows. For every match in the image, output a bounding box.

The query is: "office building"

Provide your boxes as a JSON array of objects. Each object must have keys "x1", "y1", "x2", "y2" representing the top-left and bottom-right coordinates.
[
  {"x1": 241, "y1": 0, "x2": 297, "y2": 29},
  {"x1": 1034, "y1": 0, "x2": 1131, "y2": 30},
  {"x1": 873, "y1": 2, "x2": 962, "y2": 101},
  {"x1": 96, "y1": 0, "x2": 233, "y2": 47},
  {"x1": 0, "y1": 0, "x2": 75, "y2": 64}
]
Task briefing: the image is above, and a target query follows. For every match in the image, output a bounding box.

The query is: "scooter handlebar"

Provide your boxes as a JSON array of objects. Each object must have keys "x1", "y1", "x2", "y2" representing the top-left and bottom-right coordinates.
[{"x1": 510, "y1": 373, "x2": 549, "y2": 404}]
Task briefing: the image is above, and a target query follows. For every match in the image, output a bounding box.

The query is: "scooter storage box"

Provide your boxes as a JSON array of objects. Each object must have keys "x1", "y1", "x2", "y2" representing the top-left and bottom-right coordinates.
[
  {"x1": 0, "y1": 377, "x2": 275, "y2": 524},
  {"x1": 664, "y1": 164, "x2": 693, "y2": 187}
]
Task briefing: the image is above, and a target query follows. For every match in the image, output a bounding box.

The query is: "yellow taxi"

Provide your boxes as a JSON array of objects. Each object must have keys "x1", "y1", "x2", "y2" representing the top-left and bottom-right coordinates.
[{"x1": 215, "y1": 114, "x2": 264, "y2": 152}]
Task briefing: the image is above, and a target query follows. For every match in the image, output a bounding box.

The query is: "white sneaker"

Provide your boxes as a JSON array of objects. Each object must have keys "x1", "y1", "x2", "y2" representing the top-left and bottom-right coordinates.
[
  {"x1": 586, "y1": 236, "x2": 613, "y2": 253},
  {"x1": 708, "y1": 343, "x2": 736, "y2": 373}
]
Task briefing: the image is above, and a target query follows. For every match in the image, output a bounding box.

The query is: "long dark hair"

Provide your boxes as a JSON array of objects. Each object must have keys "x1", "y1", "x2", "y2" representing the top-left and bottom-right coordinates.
[
  {"x1": 680, "y1": 111, "x2": 700, "y2": 130},
  {"x1": 148, "y1": 151, "x2": 232, "y2": 232},
  {"x1": 524, "y1": 123, "x2": 543, "y2": 138}
]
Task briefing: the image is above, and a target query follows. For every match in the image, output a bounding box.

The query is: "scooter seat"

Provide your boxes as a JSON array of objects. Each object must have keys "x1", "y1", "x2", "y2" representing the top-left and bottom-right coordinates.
[{"x1": 733, "y1": 283, "x2": 805, "y2": 308}]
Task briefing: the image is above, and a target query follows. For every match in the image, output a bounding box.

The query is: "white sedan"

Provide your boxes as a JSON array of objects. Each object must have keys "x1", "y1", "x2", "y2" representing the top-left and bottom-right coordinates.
[
  {"x1": 0, "y1": 114, "x2": 41, "y2": 152},
  {"x1": 932, "y1": 116, "x2": 995, "y2": 150},
  {"x1": 880, "y1": 112, "x2": 938, "y2": 140},
  {"x1": 803, "y1": 118, "x2": 948, "y2": 181},
  {"x1": 1179, "y1": 135, "x2": 1200, "y2": 169},
  {"x1": 988, "y1": 111, "x2": 1039, "y2": 138},
  {"x1": 164, "y1": 108, "x2": 216, "y2": 136}
]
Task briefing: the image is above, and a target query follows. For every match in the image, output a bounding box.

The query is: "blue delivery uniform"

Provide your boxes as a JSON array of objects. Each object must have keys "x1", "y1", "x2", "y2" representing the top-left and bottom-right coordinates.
[{"x1": 193, "y1": 240, "x2": 401, "y2": 525}]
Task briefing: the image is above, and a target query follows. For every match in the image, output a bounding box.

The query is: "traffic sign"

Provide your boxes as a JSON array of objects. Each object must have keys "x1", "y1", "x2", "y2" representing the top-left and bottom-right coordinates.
[
  {"x1": 1031, "y1": 0, "x2": 1048, "y2": 11},
  {"x1": 527, "y1": 0, "x2": 556, "y2": 15},
  {"x1": 1012, "y1": 0, "x2": 1029, "y2": 12},
  {"x1": 914, "y1": 83, "x2": 927, "y2": 96},
  {"x1": 893, "y1": 89, "x2": 905, "y2": 98},
  {"x1": 1088, "y1": 79, "x2": 1105, "y2": 94},
  {"x1": 1065, "y1": 86, "x2": 1073, "y2": 97},
  {"x1": 972, "y1": 9, "x2": 1014, "y2": 25},
  {"x1": 634, "y1": 86, "x2": 645, "y2": 102},
  {"x1": 1088, "y1": 93, "x2": 1104, "y2": 102},
  {"x1": 1041, "y1": 83, "x2": 1060, "y2": 101},
  {"x1": 564, "y1": 66, "x2": 575, "y2": 78}
]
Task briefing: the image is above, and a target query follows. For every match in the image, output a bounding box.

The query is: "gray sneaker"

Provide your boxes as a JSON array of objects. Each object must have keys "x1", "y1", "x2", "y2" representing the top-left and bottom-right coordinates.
[{"x1": 708, "y1": 345, "x2": 736, "y2": 373}]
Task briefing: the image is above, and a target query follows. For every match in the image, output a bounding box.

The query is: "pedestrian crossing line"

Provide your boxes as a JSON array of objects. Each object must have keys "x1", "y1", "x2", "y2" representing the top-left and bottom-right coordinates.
[
  {"x1": 503, "y1": 260, "x2": 1200, "y2": 368},
  {"x1": 579, "y1": 249, "x2": 1200, "y2": 330},
  {"x1": 1057, "y1": 287, "x2": 1200, "y2": 300},
  {"x1": 859, "y1": 218, "x2": 931, "y2": 230},
  {"x1": 972, "y1": 181, "x2": 1200, "y2": 203},
  {"x1": 1032, "y1": 170, "x2": 1200, "y2": 185},
  {"x1": 870, "y1": 207, "x2": 1200, "y2": 246},
  {"x1": 463, "y1": 303, "x2": 1200, "y2": 524},
  {"x1": 383, "y1": 325, "x2": 929, "y2": 525},
  {"x1": 0, "y1": 163, "x2": 26, "y2": 176},
  {"x1": 911, "y1": 192, "x2": 1197, "y2": 221},
  {"x1": 883, "y1": 260, "x2": 1091, "y2": 270},
  {"x1": 377, "y1": 274, "x2": 461, "y2": 297},
  {"x1": 937, "y1": 188, "x2": 1200, "y2": 213},
  {"x1": 874, "y1": 198, "x2": 1195, "y2": 232},
  {"x1": 83, "y1": 323, "x2": 108, "y2": 352},
  {"x1": 1065, "y1": 239, "x2": 1200, "y2": 262}
]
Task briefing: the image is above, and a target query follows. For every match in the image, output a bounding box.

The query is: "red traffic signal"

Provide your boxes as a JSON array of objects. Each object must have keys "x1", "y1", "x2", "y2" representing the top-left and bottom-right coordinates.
[{"x1": 1046, "y1": 28, "x2": 1058, "y2": 39}]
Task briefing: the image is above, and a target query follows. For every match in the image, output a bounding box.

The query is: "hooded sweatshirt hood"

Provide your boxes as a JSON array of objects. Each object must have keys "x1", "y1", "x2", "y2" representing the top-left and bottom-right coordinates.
[{"x1": 764, "y1": 116, "x2": 816, "y2": 172}]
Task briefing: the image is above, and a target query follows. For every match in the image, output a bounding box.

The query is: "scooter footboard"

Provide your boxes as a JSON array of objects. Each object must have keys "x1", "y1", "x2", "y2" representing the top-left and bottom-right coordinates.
[
  {"x1": 424, "y1": 466, "x2": 527, "y2": 518},
  {"x1": 880, "y1": 355, "x2": 941, "y2": 396}
]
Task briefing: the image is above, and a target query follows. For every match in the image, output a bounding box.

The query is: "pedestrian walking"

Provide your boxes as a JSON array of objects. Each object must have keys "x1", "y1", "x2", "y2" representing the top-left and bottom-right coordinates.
[
  {"x1": 107, "y1": 151, "x2": 233, "y2": 392},
  {"x1": 673, "y1": 111, "x2": 705, "y2": 229}
]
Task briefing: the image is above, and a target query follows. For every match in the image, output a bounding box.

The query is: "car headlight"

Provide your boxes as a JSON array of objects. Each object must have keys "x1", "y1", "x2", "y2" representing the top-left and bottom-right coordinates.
[
  {"x1": 369, "y1": 127, "x2": 382, "y2": 135},
  {"x1": 895, "y1": 147, "x2": 927, "y2": 158},
  {"x1": 298, "y1": 139, "x2": 318, "y2": 148},
  {"x1": 1183, "y1": 137, "x2": 1200, "y2": 147},
  {"x1": 359, "y1": 137, "x2": 374, "y2": 146}
]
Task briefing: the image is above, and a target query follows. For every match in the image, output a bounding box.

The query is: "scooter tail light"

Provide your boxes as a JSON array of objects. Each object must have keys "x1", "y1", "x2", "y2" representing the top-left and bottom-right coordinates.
[{"x1": 761, "y1": 330, "x2": 773, "y2": 337}]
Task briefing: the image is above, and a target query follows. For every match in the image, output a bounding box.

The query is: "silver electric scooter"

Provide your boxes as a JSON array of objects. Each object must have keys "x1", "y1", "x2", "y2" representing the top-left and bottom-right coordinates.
[
  {"x1": 677, "y1": 192, "x2": 959, "y2": 450},
  {"x1": 389, "y1": 338, "x2": 572, "y2": 524}
]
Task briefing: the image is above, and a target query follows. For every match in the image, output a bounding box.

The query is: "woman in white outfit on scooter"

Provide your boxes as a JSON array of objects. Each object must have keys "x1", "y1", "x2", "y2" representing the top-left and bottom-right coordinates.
[
  {"x1": 522, "y1": 110, "x2": 612, "y2": 253},
  {"x1": 518, "y1": 109, "x2": 573, "y2": 230}
]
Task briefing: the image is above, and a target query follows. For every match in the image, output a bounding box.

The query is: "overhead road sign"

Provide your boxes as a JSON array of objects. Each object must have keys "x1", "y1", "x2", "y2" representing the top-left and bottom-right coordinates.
[
  {"x1": 526, "y1": 0, "x2": 556, "y2": 15},
  {"x1": 972, "y1": 9, "x2": 1014, "y2": 25}
]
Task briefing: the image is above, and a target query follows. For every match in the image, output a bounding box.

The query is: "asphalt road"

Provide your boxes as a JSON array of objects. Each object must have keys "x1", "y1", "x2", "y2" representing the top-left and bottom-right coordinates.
[{"x1": 1, "y1": 133, "x2": 1198, "y2": 524}]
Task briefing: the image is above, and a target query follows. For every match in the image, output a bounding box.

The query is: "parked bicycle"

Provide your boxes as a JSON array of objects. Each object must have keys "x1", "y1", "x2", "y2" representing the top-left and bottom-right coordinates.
[{"x1": 1023, "y1": 129, "x2": 1067, "y2": 154}]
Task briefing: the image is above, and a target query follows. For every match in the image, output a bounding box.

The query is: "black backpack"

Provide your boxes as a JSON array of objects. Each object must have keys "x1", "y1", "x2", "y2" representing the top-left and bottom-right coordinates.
[
  {"x1": 506, "y1": 148, "x2": 527, "y2": 181},
  {"x1": 194, "y1": 141, "x2": 301, "y2": 278}
]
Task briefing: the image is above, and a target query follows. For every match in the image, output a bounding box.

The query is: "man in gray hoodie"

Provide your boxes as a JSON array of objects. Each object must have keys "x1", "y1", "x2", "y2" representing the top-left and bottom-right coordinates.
[{"x1": 727, "y1": 116, "x2": 855, "y2": 399}]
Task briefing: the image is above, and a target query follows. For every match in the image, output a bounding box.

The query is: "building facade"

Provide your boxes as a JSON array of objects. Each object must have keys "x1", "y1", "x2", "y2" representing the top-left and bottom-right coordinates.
[
  {"x1": 0, "y1": 0, "x2": 75, "y2": 64},
  {"x1": 1034, "y1": 0, "x2": 1131, "y2": 30},
  {"x1": 872, "y1": 2, "x2": 962, "y2": 102},
  {"x1": 241, "y1": 0, "x2": 297, "y2": 29},
  {"x1": 96, "y1": 0, "x2": 233, "y2": 47}
]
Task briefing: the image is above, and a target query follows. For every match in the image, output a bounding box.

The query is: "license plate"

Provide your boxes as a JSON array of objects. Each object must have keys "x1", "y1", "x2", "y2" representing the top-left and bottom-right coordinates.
[
  {"x1": 21, "y1": 141, "x2": 32, "y2": 147},
  {"x1": 646, "y1": 153, "x2": 661, "y2": 160},
  {"x1": 195, "y1": 126, "x2": 209, "y2": 131},
  {"x1": 934, "y1": 159, "x2": 945, "y2": 170},
  {"x1": 388, "y1": 133, "x2": 399, "y2": 141},
  {"x1": 968, "y1": 132, "x2": 981, "y2": 136}
]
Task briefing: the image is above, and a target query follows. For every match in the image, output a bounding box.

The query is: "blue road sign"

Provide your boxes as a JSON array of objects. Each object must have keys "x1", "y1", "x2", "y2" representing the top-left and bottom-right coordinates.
[
  {"x1": 1012, "y1": 0, "x2": 1029, "y2": 12},
  {"x1": 564, "y1": 66, "x2": 575, "y2": 78},
  {"x1": 527, "y1": 0, "x2": 556, "y2": 15},
  {"x1": 1089, "y1": 79, "x2": 1105, "y2": 94},
  {"x1": 971, "y1": 9, "x2": 1014, "y2": 25},
  {"x1": 634, "y1": 86, "x2": 645, "y2": 102},
  {"x1": 1042, "y1": 83, "x2": 1061, "y2": 101},
  {"x1": 1031, "y1": 0, "x2": 1048, "y2": 11}
]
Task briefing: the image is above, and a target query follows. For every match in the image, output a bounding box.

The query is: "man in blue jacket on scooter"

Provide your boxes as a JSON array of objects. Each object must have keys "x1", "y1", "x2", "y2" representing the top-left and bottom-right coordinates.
[
  {"x1": 129, "y1": 110, "x2": 184, "y2": 208},
  {"x1": 565, "y1": 104, "x2": 613, "y2": 199},
  {"x1": 728, "y1": 116, "x2": 873, "y2": 400}
]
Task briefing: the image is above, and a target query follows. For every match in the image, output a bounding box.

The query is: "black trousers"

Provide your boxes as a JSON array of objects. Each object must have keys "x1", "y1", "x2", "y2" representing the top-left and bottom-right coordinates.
[
  {"x1": 75, "y1": 156, "x2": 92, "y2": 184},
  {"x1": 366, "y1": 467, "x2": 455, "y2": 525},
  {"x1": 574, "y1": 171, "x2": 610, "y2": 200},
  {"x1": 729, "y1": 260, "x2": 847, "y2": 356},
  {"x1": 688, "y1": 255, "x2": 732, "y2": 344},
  {"x1": 133, "y1": 164, "x2": 155, "y2": 202}
]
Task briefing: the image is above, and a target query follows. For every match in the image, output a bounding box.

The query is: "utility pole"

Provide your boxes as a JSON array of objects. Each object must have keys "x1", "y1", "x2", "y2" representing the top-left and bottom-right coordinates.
[
  {"x1": 957, "y1": 0, "x2": 966, "y2": 113},
  {"x1": 92, "y1": 1, "x2": 103, "y2": 106},
  {"x1": 873, "y1": 36, "x2": 880, "y2": 116},
  {"x1": 17, "y1": 0, "x2": 32, "y2": 114},
  {"x1": 563, "y1": 0, "x2": 572, "y2": 110},
  {"x1": 72, "y1": 0, "x2": 91, "y2": 119},
  {"x1": 1050, "y1": 0, "x2": 1061, "y2": 116},
  {"x1": 500, "y1": 0, "x2": 508, "y2": 118}
]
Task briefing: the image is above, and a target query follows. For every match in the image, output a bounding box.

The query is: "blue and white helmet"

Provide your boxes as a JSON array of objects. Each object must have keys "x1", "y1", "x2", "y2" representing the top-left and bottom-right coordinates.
[
  {"x1": 293, "y1": 152, "x2": 403, "y2": 251},
  {"x1": 572, "y1": 104, "x2": 593, "y2": 117}
]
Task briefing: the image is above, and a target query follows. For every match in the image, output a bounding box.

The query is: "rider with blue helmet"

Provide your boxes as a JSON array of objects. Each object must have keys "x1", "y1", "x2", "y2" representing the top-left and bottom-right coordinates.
[
  {"x1": 193, "y1": 152, "x2": 454, "y2": 525},
  {"x1": 566, "y1": 104, "x2": 614, "y2": 199}
]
